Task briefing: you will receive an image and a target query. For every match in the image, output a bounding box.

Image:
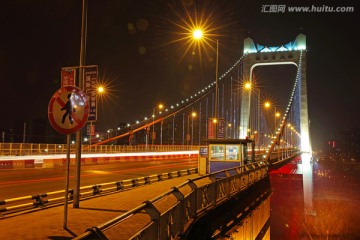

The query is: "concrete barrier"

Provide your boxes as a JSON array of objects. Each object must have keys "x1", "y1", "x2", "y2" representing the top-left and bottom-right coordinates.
[
  {"x1": 0, "y1": 160, "x2": 13, "y2": 169},
  {"x1": 12, "y1": 160, "x2": 25, "y2": 169},
  {"x1": 83, "y1": 158, "x2": 95, "y2": 165},
  {"x1": 53, "y1": 158, "x2": 65, "y2": 168},
  {"x1": 97, "y1": 157, "x2": 106, "y2": 164},
  {"x1": 24, "y1": 160, "x2": 35, "y2": 168},
  {"x1": 1, "y1": 152, "x2": 199, "y2": 169},
  {"x1": 42, "y1": 159, "x2": 55, "y2": 168}
]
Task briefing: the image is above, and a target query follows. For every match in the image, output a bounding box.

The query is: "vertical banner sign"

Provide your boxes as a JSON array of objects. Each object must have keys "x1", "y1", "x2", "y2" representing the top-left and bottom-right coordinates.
[
  {"x1": 90, "y1": 124, "x2": 95, "y2": 136},
  {"x1": 61, "y1": 68, "x2": 76, "y2": 87},
  {"x1": 84, "y1": 66, "x2": 98, "y2": 122},
  {"x1": 87, "y1": 124, "x2": 95, "y2": 136},
  {"x1": 217, "y1": 118, "x2": 225, "y2": 139},
  {"x1": 207, "y1": 118, "x2": 215, "y2": 139}
]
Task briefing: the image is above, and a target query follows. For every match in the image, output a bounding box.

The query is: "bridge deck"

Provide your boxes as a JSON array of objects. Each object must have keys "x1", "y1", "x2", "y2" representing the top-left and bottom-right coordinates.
[{"x1": 0, "y1": 174, "x2": 200, "y2": 239}]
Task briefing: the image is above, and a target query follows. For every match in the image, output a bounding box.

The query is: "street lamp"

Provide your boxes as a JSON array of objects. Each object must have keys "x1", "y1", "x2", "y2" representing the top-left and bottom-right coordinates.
[
  {"x1": 244, "y1": 81, "x2": 261, "y2": 136},
  {"x1": 107, "y1": 129, "x2": 113, "y2": 139},
  {"x1": 152, "y1": 103, "x2": 164, "y2": 145},
  {"x1": 227, "y1": 123, "x2": 232, "y2": 138},
  {"x1": 192, "y1": 28, "x2": 219, "y2": 138},
  {"x1": 191, "y1": 111, "x2": 197, "y2": 145},
  {"x1": 186, "y1": 111, "x2": 197, "y2": 145},
  {"x1": 97, "y1": 86, "x2": 104, "y2": 93},
  {"x1": 264, "y1": 101, "x2": 280, "y2": 134}
]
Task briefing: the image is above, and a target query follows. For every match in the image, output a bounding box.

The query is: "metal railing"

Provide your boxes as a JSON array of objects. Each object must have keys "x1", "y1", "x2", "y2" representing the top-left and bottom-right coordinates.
[
  {"x1": 0, "y1": 168, "x2": 198, "y2": 216},
  {"x1": 74, "y1": 161, "x2": 269, "y2": 240},
  {"x1": 0, "y1": 143, "x2": 200, "y2": 156}
]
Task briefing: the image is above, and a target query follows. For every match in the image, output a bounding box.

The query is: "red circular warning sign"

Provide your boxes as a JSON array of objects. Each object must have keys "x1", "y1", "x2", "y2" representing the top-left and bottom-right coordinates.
[{"x1": 48, "y1": 86, "x2": 89, "y2": 134}]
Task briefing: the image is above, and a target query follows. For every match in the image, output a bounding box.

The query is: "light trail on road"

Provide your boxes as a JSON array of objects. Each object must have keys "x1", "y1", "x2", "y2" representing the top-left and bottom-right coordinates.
[{"x1": 0, "y1": 158, "x2": 197, "y2": 200}]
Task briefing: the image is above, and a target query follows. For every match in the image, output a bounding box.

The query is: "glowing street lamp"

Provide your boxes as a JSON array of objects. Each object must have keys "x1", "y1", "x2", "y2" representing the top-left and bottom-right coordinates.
[
  {"x1": 193, "y1": 29, "x2": 203, "y2": 39},
  {"x1": 152, "y1": 103, "x2": 164, "y2": 145},
  {"x1": 192, "y1": 28, "x2": 219, "y2": 138},
  {"x1": 244, "y1": 81, "x2": 261, "y2": 136},
  {"x1": 97, "y1": 86, "x2": 105, "y2": 93},
  {"x1": 264, "y1": 101, "x2": 280, "y2": 134},
  {"x1": 191, "y1": 111, "x2": 197, "y2": 145},
  {"x1": 264, "y1": 101, "x2": 271, "y2": 109},
  {"x1": 186, "y1": 111, "x2": 197, "y2": 145}
]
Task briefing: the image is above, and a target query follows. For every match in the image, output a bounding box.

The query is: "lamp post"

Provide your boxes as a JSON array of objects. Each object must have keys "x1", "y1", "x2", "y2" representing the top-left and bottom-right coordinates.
[
  {"x1": 187, "y1": 115, "x2": 190, "y2": 146},
  {"x1": 182, "y1": 113, "x2": 185, "y2": 145},
  {"x1": 151, "y1": 103, "x2": 164, "y2": 145},
  {"x1": 227, "y1": 123, "x2": 232, "y2": 138},
  {"x1": 74, "y1": 0, "x2": 87, "y2": 209},
  {"x1": 152, "y1": 109, "x2": 155, "y2": 145},
  {"x1": 159, "y1": 104, "x2": 164, "y2": 145},
  {"x1": 244, "y1": 82, "x2": 261, "y2": 136},
  {"x1": 186, "y1": 111, "x2": 197, "y2": 145},
  {"x1": 214, "y1": 39, "x2": 219, "y2": 138},
  {"x1": 275, "y1": 111, "x2": 280, "y2": 134},
  {"x1": 264, "y1": 101, "x2": 280, "y2": 134},
  {"x1": 191, "y1": 111, "x2": 197, "y2": 145},
  {"x1": 192, "y1": 29, "x2": 219, "y2": 139}
]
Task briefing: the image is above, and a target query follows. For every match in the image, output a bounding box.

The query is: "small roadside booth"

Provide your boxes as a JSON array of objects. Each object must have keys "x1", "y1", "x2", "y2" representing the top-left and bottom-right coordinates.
[{"x1": 198, "y1": 139, "x2": 254, "y2": 175}]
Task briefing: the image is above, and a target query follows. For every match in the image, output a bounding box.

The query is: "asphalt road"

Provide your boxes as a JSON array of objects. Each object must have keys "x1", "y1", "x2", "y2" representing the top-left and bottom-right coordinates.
[{"x1": 0, "y1": 158, "x2": 197, "y2": 200}]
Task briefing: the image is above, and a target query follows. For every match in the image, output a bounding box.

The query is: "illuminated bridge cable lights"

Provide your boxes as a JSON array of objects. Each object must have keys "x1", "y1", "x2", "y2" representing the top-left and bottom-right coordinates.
[
  {"x1": 151, "y1": 53, "x2": 245, "y2": 118},
  {"x1": 97, "y1": 36, "x2": 308, "y2": 157},
  {"x1": 264, "y1": 50, "x2": 304, "y2": 162},
  {"x1": 125, "y1": 54, "x2": 246, "y2": 129}
]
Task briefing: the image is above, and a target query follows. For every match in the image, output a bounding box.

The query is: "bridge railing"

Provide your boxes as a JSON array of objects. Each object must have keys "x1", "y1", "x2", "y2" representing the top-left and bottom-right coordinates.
[
  {"x1": 0, "y1": 143, "x2": 200, "y2": 156},
  {"x1": 74, "y1": 161, "x2": 269, "y2": 240},
  {"x1": 0, "y1": 168, "x2": 198, "y2": 216}
]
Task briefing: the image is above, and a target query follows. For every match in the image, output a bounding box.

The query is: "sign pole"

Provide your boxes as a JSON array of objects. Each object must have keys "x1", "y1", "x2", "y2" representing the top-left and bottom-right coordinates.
[
  {"x1": 63, "y1": 134, "x2": 71, "y2": 229},
  {"x1": 48, "y1": 86, "x2": 89, "y2": 228}
]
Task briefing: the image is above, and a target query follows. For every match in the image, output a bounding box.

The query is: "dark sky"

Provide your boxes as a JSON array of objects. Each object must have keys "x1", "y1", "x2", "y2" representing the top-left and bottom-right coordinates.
[{"x1": 0, "y1": 0, "x2": 359, "y2": 150}]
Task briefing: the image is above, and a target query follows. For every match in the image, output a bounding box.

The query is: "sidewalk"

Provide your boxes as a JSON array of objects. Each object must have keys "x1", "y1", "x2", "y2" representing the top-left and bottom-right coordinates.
[{"x1": 0, "y1": 174, "x2": 199, "y2": 240}]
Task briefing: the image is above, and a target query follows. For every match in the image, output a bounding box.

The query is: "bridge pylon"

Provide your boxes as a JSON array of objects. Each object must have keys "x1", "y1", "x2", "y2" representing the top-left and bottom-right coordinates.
[{"x1": 239, "y1": 34, "x2": 311, "y2": 153}]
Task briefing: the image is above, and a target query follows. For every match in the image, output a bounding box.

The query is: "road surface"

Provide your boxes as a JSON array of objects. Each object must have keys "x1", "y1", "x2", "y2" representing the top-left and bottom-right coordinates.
[{"x1": 0, "y1": 157, "x2": 197, "y2": 200}]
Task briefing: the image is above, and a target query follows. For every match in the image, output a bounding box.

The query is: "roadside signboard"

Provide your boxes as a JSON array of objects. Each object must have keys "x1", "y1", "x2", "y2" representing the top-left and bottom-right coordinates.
[
  {"x1": 87, "y1": 124, "x2": 95, "y2": 136},
  {"x1": 208, "y1": 118, "x2": 215, "y2": 139},
  {"x1": 61, "y1": 68, "x2": 76, "y2": 87},
  {"x1": 48, "y1": 86, "x2": 89, "y2": 134},
  {"x1": 217, "y1": 118, "x2": 225, "y2": 139},
  {"x1": 84, "y1": 66, "x2": 98, "y2": 122}
]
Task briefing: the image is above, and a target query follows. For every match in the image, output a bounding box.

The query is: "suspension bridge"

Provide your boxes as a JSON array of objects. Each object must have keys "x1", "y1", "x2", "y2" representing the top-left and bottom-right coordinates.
[{"x1": 0, "y1": 34, "x2": 313, "y2": 239}]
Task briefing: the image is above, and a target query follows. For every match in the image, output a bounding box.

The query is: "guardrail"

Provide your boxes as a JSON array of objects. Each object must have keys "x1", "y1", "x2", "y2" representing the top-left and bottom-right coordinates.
[
  {"x1": 0, "y1": 168, "x2": 198, "y2": 216},
  {"x1": 0, "y1": 143, "x2": 200, "y2": 156},
  {"x1": 74, "y1": 161, "x2": 269, "y2": 240}
]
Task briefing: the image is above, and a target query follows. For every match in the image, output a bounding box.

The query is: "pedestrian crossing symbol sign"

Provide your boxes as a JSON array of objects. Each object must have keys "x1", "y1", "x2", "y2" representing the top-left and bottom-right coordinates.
[{"x1": 48, "y1": 86, "x2": 89, "y2": 134}]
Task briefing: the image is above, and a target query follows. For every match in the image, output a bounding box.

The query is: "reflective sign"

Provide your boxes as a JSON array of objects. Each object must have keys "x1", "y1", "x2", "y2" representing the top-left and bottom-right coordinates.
[{"x1": 48, "y1": 86, "x2": 89, "y2": 134}]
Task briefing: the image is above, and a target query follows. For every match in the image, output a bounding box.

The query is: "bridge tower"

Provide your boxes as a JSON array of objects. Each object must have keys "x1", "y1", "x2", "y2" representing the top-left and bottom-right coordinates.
[
  {"x1": 239, "y1": 34, "x2": 313, "y2": 214},
  {"x1": 239, "y1": 34, "x2": 311, "y2": 153}
]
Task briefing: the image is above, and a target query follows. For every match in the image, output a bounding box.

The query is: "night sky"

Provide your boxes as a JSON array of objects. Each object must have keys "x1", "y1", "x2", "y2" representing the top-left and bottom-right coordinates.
[{"x1": 0, "y1": 0, "x2": 359, "y2": 150}]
